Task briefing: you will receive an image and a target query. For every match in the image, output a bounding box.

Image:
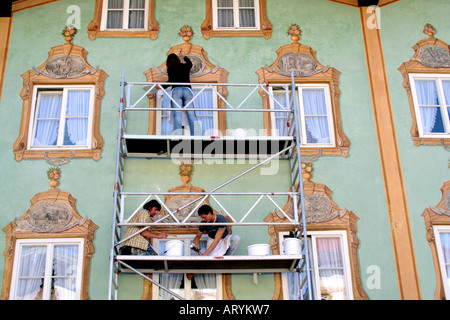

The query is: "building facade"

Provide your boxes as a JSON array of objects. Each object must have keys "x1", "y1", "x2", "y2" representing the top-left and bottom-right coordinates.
[{"x1": 0, "y1": 0, "x2": 449, "y2": 300}]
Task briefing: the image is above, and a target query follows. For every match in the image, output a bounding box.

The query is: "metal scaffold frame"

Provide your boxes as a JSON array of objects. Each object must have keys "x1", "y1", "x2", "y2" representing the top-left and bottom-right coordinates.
[{"x1": 107, "y1": 71, "x2": 312, "y2": 300}]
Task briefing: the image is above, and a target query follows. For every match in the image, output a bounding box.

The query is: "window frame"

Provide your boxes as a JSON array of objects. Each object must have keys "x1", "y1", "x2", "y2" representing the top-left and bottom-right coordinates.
[
  {"x1": 279, "y1": 230, "x2": 354, "y2": 300},
  {"x1": 151, "y1": 235, "x2": 223, "y2": 300},
  {"x1": 212, "y1": 0, "x2": 260, "y2": 31},
  {"x1": 433, "y1": 225, "x2": 450, "y2": 299},
  {"x1": 268, "y1": 84, "x2": 335, "y2": 147},
  {"x1": 100, "y1": 0, "x2": 149, "y2": 32},
  {"x1": 201, "y1": 0, "x2": 272, "y2": 39},
  {"x1": 88, "y1": 0, "x2": 159, "y2": 39},
  {"x1": 9, "y1": 238, "x2": 84, "y2": 300},
  {"x1": 408, "y1": 73, "x2": 450, "y2": 139},
  {"x1": 28, "y1": 85, "x2": 95, "y2": 151}
]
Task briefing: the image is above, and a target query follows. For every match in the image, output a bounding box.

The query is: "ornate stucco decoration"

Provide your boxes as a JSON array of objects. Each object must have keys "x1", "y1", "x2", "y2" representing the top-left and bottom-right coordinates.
[
  {"x1": 144, "y1": 38, "x2": 229, "y2": 136},
  {"x1": 264, "y1": 178, "x2": 368, "y2": 300},
  {"x1": 421, "y1": 180, "x2": 450, "y2": 300},
  {"x1": 13, "y1": 31, "x2": 108, "y2": 161},
  {"x1": 412, "y1": 45, "x2": 450, "y2": 68},
  {"x1": 256, "y1": 35, "x2": 349, "y2": 158},
  {"x1": 2, "y1": 170, "x2": 98, "y2": 300},
  {"x1": 398, "y1": 28, "x2": 450, "y2": 147}
]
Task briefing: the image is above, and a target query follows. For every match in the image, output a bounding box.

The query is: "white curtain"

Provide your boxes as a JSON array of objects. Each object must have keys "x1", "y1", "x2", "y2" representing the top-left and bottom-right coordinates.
[
  {"x1": 302, "y1": 89, "x2": 330, "y2": 144},
  {"x1": 316, "y1": 237, "x2": 346, "y2": 300},
  {"x1": 217, "y1": 0, "x2": 256, "y2": 28},
  {"x1": 65, "y1": 89, "x2": 90, "y2": 146},
  {"x1": 272, "y1": 91, "x2": 289, "y2": 136},
  {"x1": 439, "y1": 233, "x2": 450, "y2": 289},
  {"x1": 16, "y1": 246, "x2": 47, "y2": 300},
  {"x1": 415, "y1": 80, "x2": 440, "y2": 133},
  {"x1": 106, "y1": 0, "x2": 123, "y2": 29},
  {"x1": 52, "y1": 245, "x2": 79, "y2": 300},
  {"x1": 33, "y1": 93, "x2": 62, "y2": 146},
  {"x1": 15, "y1": 244, "x2": 79, "y2": 300},
  {"x1": 158, "y1": 241, "x2": 183, "y2": 300},
  {"x1": 193, "y1": 241, "x2": 217, "y2": 299}
]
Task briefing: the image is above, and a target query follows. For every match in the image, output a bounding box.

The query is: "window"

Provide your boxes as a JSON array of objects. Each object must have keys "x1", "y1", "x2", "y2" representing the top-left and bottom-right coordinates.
[
  {"x1": 280, "y1": 231, "x2": 353, "y2": 300},
  {"x1": 9, "y1": 238, "x2": 84, "y2": 300},
  {"x1": 409, "y1": 74, "x2": 450, "y2": 138},
  {"x1": 156, "y1": 86, "x2": 219, "y2": 136},
  {"x1": 201, "y1": 0, "x2": 272, "y2": 39},
  {"x1": 269, "y1": 84, "x2": 335, "y2": 147},
  {"x1": 88, "y1": 0, "x2": 158, "y2": 39},
  {"x1": 29, "y1": 86, "x2": 94, "y2": 150},
  {"x1": 152, "y1": 235, "x2": 222, "y2": 300},
  {"x1": 102, "y1": 0, "x2": 148, "y2": 31},
  {"x1": 213, "y1": 0, "x2": 259, "y2": 30},
  {"x1": 433, "y1": 225, "x2": 450, "y2": 299}
]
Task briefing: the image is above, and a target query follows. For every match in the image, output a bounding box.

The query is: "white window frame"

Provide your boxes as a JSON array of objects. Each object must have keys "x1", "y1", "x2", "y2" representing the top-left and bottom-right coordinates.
[
  {"x1": 433, "y1": 225, "x2": 450, "y2": 299},
  {"x1": 409, "y1": 73, "x2": 450, "y2": 138},
  {"x1": 280, "y1": 230, "x2": 353, "y2": 300},
  {"x1": 269, "y1": 84, "x2": 335, "y2": 147},
  {"x1": 152, "y1": 235, "x2": 223, "y2": 300},
  {"x1": 9, "y1": 238, "x2": 84, "y2": 300},
  {"x1": 212, "y1": 0, "x2": 260, "y2": 31},
  {"x1": 156, "y1": 85, "x2": 219, "y2": 136},
  {"x1": 27, "y1": 85, "x2": 95, "y2": 150},
  {"x1": 100, "y1": 0, "x2": 149, "y2": 31}
]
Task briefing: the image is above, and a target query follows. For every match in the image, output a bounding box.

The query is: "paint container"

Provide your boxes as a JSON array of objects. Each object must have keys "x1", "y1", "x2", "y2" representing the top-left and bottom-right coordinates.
[
  {"x1": 164, "y1": 240, "x2": 184, "y2": 256},
  {"x1": 246, "y1": 244, "x2": 270, "y2": 256},
  {"x1": 283, "y1": 238, "x2": 302, "y2": 255}
]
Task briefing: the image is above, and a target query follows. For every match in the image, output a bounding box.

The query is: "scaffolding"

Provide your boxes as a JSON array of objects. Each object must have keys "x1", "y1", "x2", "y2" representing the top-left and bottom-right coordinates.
[{"x1": 108, "y1": 71, "x2": 312, "y2": 300}]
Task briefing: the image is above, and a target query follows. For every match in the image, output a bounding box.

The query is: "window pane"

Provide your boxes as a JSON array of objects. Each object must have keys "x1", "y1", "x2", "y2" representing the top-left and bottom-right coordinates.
[
  {"x1": 415, "y1": 80, "x2": 445, "y2": 133},
  {"x1": 192, "y1": 88, "x2": 214, "y2": 135},
  {"x1": 442, "y1": 81, "x2": 450, "y2": 126},
  {"x1": 52, "y1": 245, "x2": 79, "y2": 300},
  {"x1": 130, "y1": 0, "x2": 145, "y2": 8},
  {"x1": 439, "y1": 232, "x2": 450, "y2": 290},
  {"x1": 415, "y1": 80, "x2": 439, "y2": 106},
  {"x1": 315, "y1": 237, "x2": 347, "y2": 300},
  {"x1": 302, "y1": 89, "x2": 330, "y2": 144},
  {"x1": 218, "y1": 0, "x2": 233, "y2": 7},
  {"x1": 129, "y1": 10, "x2": 145, "y2": 28},
  {"x1": 239, "y1": 0, "x2": 255, "y2": 7},
  {"x1": 273, "y1": 90, "x2": 289, "y2": 136},
  {"x1": 33, "y1": 92, "x2": 62, "y2": 146},
  {"x1": 239, "y1": 9, "x2": 255, "y2": 27},
  {"x1": 16, "y1": 246, "x2": 47, "y2": 300},
  {"x1": 108, "y1": 0, "x2": 123, "y2": 9},
  {"x1": 107, "y1": 11, "x2": 123, "y2": 29},
  {"x1": 218, "y1": 9, "x2": 234, "y2": 27},
  {"x1": 65, "y1": 90, "x2": 90, "y2": 146}
]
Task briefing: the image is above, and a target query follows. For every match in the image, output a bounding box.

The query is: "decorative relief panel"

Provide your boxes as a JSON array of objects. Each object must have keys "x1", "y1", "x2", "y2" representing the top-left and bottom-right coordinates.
[
  {"x1": 264, "y1": 178, "x2": 368, "y2": 300},
  {"x1": 1, "y1": 177, "x2": 98, "y2": 300},
  {"x1": 422, "y1": 180, "x2": 450, "y2": 300},
  {"x1": 398, "y1": 32, "x2": 450, "y2": 147},
  {"x1": 256, "y1": 36, "x2": 349, "y2": 157},
  {"x1": 13, "y1": 32, "x2": 108, "y2": 161}
]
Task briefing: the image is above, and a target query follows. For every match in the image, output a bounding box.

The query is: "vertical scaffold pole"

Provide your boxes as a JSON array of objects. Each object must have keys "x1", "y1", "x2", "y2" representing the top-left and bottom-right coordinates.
[
  {"x1": 290, "y1": 72, "x2": 312, "y2": 300},
  {"x1": 108, "y1": 70, "x2": 126, "y2": 300}
]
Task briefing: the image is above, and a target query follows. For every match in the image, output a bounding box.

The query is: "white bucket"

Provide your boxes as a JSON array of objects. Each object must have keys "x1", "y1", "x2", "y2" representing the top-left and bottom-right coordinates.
[
  {"x1": 283, "y1": 238, "x2": 302, "y2": 255},
  {"x1": 246, "y1": 244, "x2": 270, "y2": 256},
  {"x1": 164, "y1": 240, "x2": 184, "y2": 256}
]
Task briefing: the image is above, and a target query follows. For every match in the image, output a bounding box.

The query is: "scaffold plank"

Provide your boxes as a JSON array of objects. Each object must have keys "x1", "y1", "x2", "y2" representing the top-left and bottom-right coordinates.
[{"x1": 116, "y1": 255, "x2": 302, "y2": 274}]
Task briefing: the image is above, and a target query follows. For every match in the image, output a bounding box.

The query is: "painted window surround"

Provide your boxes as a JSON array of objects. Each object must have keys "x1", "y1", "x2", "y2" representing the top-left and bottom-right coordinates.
[{"x1": 87, "y1": 0, "x2": 159, "y2": 39}]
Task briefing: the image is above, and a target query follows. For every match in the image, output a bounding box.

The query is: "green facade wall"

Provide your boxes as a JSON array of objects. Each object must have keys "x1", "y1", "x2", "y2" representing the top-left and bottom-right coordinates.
[{"x1": 0, "y1": 0, "x2": 448, "y2": 300}]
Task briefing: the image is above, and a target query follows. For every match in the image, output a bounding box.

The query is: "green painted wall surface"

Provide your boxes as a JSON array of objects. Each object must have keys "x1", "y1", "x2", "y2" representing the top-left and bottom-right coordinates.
[
  {"x1": 3, "y1": 0, "x2": 443, "y2": 300},
  {"x1": 381, "y1": 0, "x2": 450, "y2": 299}
]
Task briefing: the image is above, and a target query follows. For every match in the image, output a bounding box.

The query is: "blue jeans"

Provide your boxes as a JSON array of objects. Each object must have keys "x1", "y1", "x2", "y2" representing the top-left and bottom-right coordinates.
[
  {"x1": 131, "y1": 244, "x2": 158, "y2": 256},
  {"x1": 171, "y1": 87, "x2": 200, "y2": 135}
]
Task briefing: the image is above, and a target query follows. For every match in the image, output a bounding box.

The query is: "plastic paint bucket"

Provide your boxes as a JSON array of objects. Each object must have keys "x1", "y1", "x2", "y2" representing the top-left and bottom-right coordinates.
[
  {"x1": 283, "y1": 238, "x2": 302, "y2": 255},
  {"x1": 246, "y1": 244, "x2": 270, "y2": 256},
  {"x1": 164, "y1": 240, "x2": 184, "y2": 256}
]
